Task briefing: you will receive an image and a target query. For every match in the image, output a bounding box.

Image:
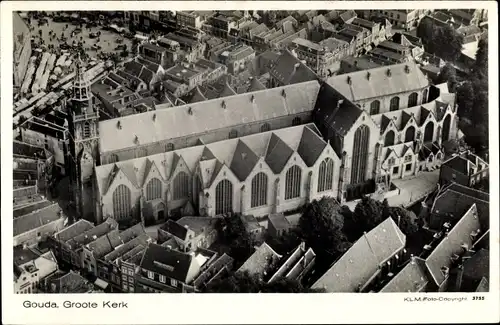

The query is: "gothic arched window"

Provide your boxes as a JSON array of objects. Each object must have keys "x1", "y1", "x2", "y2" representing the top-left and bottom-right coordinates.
[{"x1": 251, "y1": 172, "x2": 268, "y2": 208}]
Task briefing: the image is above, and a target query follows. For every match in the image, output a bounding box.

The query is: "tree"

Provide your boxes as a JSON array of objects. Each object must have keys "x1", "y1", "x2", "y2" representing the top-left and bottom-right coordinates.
[
  {"x1": 215, "y1": 215, "x2": 254, "y2": 261},
  {"x1": 456, "y1": 81, "x2": 475, "y2": 117},
  {"x1": 299, "y1": 197, "x2": 349, "y2": 256},
  {"x1": 437, "y1": 63, "x2": 458, "y2": 92},
  {"x1": 346, "y1": 198, "x2": 419, "y2": 239},
  {"x1": 417, "y1": 18, "x2": 464, "y2": 62},
  {"x1": 350, "y1": 197, "x2": 386, "y2": 235},
  {"x1": 384, "y1": 206, "x2": 419, "y2": 236},
  {"x1": 205, "y1": 271, "x2": 261, "y2": 293},
  {"x1": 475, "y1": 38, "x2": 488, "y2": 78}
]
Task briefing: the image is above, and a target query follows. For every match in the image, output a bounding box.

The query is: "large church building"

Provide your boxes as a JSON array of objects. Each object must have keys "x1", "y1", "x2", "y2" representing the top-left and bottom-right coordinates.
[{"x1": 68, "y1": 60, "x2": 458, "y2": 225}]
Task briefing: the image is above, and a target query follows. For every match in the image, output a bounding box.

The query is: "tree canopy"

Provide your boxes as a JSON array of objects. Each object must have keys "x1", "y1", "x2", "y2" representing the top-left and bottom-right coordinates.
[
  {"x1": 456, "y1": 37, "x2": 489, "y2": 156},
  {"x1": 215, "y1": 215, "x2": 254, "y2": 261},
  {"x1": 417, "y1": 18, "x2": 464, "y2": 62},
  {"x1": 298, "y1": 197, "x2": 350, "y2": 256},
  {"x1": 437, "y1": 63, "x2": 458, "y2": 92},
  {"x1": 344, "y1": 198, "x2": 420, "y2": 241}
]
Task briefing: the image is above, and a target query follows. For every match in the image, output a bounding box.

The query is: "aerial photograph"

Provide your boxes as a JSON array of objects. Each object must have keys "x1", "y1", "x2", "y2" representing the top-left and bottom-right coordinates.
[{"x1": 12, "y1": 9, "x2": 489, "y2": 294}]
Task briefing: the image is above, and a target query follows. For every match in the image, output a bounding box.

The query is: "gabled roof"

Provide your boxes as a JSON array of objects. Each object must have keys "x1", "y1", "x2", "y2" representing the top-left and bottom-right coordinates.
[
  {"x1": 326, "y1": 62, "x2": 429, "y2": 102},
  {"x1": 237, "y1": 242, "x2": 282, "y2": 276},
  {"x1": 443, "y1": 155, "x2": 470, "y2": 174},
  {"x1": 54, "y1": 219, "x2": 95, "y2": 243},
  {"x1": 297, "y1": 126, "x2": 327, "y2": 167},
  {"x1": 140, "y1": 243, "x2": 196, "y2": 282},
  {"x1": 269, "y1": 50, "x2": 319, "y2": 86},
  {"x1": 162, "y1": 219, "x2": 189, "y2": 241},
  {"x1": 99, "y1": 81, "x2": 320, "y2": 153},
  {"x1": 315, "y1": 83, "x2": 364, "y2": 137},
  {"x1": 425, "y1": 204, "x2": 481, "y2": 287},
  {"x1": 265, "y1": 133, "x2": 294, "y2": 174},
  {"x1": 431, "y1": 182, "x2": 489, "y2": 230},
  {"x1": 190, "y1": 86, "x2": 208, "y2": 103},
  {"x1": 230, "y1": 140, "x2": 260, "y2": 181},
  {"x1": 312, "y1": 217, "x2": 406, "y2": 292},
  {"x1": 462, "y1": 248, "x2": 489, "y2": 282},
  {"x1": 14, "y1": 203, "x2": 63, "y2": 237},
  {"x1": 46, "y1": 271, "x2": 91, "y2": 293},
  {"x1": 380, "y1": 257, "x2": 429, "y2": 292},
  {"x1": 96, "y1": 124, "x2": 327, "y2": 194}
]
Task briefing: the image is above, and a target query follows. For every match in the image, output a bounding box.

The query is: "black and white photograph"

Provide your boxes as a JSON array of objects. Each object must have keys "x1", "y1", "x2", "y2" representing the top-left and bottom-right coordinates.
[{"x1": 3, "y1": 1, "x2": 499, "y2": 324}]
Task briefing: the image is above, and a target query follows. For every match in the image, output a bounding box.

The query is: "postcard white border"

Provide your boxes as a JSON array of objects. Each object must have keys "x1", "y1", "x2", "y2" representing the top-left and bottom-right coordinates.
[{"x1": 2, "y1": 1, "x2": 499, "y2": 324}]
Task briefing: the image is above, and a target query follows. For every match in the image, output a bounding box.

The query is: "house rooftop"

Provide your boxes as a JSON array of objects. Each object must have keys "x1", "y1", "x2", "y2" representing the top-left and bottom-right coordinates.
[
  {"x1": 237, "y1": 242, "x2": 282, "y2": 276},
  {"x1": 312, "y1": 217, "x2": 406, "y2": 292},
  {"x1": 140, "y1": 243, "x2": 197, "y2": 283}
]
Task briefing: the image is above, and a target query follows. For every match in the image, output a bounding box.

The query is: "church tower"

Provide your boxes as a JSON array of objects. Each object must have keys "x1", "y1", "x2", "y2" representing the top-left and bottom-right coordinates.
[{"x1": 68, "y1": 56, "x2": 100, "y2": 223}]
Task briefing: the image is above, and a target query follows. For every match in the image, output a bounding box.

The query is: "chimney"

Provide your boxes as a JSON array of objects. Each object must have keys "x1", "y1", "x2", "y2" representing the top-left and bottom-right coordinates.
[
  {"x1": 404, "y1": 65, "x2": 410, "y2": 73},
  {"x1": 386, "y1": 68, "x2": 392, "y2": 77},
  {"x1": 366, "y1": 71, "x2": 371, "y2": 80},
  {"x1": 188, "y1": 107, "x2": 193, "y2": 115},
  {"x1": 347, "y1": 76, "x2": 352, "y2": 84}
]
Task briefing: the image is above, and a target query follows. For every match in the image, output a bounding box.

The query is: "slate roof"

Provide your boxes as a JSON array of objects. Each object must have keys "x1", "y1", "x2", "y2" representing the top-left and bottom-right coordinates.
[
  {"x1": 297, "y1": 126, "x2": 327, "y2": 167},
  {"x1": 13, "y1": 203, "x2": 63, "y2": 237},
  {"x1": 462, "y1": 248, "x2": 489, "y2": 282},
  {"x1": 46, "y1": 271, "x2": 91, "y2": 293},
  {"x1": 53, "y1": 219, "x2": 95, "y2": 243},
  {"x1": 269, "y1": 50, "x2": 319, "y2": 86},
  {"x1": 140, "y1": 243, "x2": 196, "y2": 282},
  {"x1": 162, "y1": 219, "x2": 189, "y2": 241},
  {"x1": 326, "y1": 62, "x2": 429, "y2": 102},
  {"x1": 176, "y1": 217, "x2": 218, "y2": 236},
  {"x1": 443, "y1": 155, "x2": 470, "y2": 174},
  {"x1": 314, "y1": 83, "x2": 363, "y2": 138},
  {"x1": 380, "y1": 257, "x2": 429, "y2": 292},
  {"x1": 425, "y1": 204, "x2": 481, "y2": 287},
  {"x1": 237, "y1": 242, "x2": 282, "y2": 276},
  {"x1": 265, "y1": 133, "x2": 294, "y2": 174},
  {"x1": 312, "y1": 217, "x2": 406, "y2": 292},
  {"x1": 99, "y1": 81, "x2": 320, "y2": 153},
  {"x1": 68, "y1": 218, "x2": 118, "y2": 248},
  {"x1": 230, "y1": 140, "x2": 260, "y2": 181}
]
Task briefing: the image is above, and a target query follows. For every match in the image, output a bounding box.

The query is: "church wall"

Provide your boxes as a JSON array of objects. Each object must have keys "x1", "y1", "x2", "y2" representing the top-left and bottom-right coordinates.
[
  {"x1": 240, "y1": 158, "x2": 276, "y2": 217},
  {"x1": 309, "y1": 145, "x2": 342, "y2": 201},
  {"x1": 355, "y1": 87, "x2": 429, "y2": 115},
  {"x1": 204, "y1": 164, "x2": 242, "y2": 216},
  {"x1": 342, "y1": 111, "x2": 381, "y2": 185},
  {"x1": 275, "y1": 151, "x2": 309, "y2": 214},
  {"x1": 100, "y1": 112, "x2": 313, "y2": 164},
  {"x1": 100, "y1": 170, "x2": 141, "y2": 222}
]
